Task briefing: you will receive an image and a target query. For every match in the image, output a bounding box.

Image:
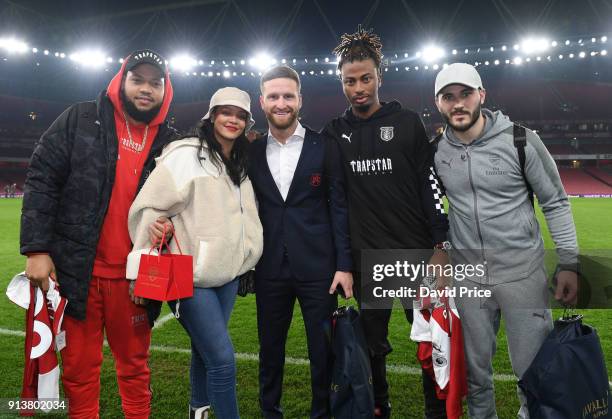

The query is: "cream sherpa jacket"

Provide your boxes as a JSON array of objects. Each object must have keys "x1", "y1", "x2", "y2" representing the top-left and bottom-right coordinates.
[{"x1": 127, "y1": 137, "x2": 263, "y2": 288}]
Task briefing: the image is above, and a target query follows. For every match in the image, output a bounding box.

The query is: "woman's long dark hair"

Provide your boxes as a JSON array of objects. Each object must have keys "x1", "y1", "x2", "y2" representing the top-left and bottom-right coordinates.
[{"x1": 183, "y1": 115, "x2": 249, "y2": 186}]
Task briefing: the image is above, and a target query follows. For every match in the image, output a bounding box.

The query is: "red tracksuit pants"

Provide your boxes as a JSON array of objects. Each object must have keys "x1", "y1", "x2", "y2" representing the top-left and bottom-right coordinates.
[{"x1": 60, "y1": 277, "x2": 152, "y2": 418}]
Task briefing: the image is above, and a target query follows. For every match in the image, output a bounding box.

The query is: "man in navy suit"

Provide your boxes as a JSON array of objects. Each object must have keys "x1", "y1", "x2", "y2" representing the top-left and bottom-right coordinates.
[{"x1": 248, "y1": 65, "x2": 354, "y2": 419}]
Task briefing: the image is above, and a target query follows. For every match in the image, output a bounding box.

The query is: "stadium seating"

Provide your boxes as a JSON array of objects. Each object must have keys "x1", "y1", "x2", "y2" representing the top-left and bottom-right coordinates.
[{"x1": 558, "y1": 168, "x2": 612, "y2": 195}]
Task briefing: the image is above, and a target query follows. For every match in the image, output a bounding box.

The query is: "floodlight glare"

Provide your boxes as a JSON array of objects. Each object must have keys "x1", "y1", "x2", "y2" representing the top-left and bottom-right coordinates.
[
  {"x1": 248, "y1": 52, "x2": 276, "y2": 70},
  {"x1": 0, "y1": 37, "x2": 28, "y2": 54},
  {"x1": 521, "y1": 37, "x2": 550, "y2": 54},
  {"x1": 69, "y1": 50, "x2": 106, "y2": 68},
  {"x1": 170, "y1": 54, "x2": 197, "y2": 71},
  {"x1": 421, "y1": 45, "x2": 445, "y2": 63}
]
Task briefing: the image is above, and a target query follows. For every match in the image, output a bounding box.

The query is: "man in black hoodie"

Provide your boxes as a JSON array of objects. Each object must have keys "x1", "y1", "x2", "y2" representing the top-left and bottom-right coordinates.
[{"x1": 322, "y1": 28, "x2": 450, "y2": 419}]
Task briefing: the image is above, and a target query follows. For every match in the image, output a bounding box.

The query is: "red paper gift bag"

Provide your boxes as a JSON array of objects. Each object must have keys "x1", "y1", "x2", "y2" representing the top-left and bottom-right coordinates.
[{"x1": 134, "y1": 229, "x2": 193, "y2": 301}]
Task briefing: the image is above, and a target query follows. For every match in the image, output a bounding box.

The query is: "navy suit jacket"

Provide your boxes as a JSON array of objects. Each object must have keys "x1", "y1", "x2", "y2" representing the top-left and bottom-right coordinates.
[{"x1": 248, "y1": 127, "x2": 352, "y2": 281}]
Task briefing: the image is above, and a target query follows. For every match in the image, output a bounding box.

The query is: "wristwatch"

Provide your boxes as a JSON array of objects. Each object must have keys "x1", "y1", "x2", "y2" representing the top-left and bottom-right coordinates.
[{"x1": 434, "y1": 241, "x2": 453, "y2": 251}]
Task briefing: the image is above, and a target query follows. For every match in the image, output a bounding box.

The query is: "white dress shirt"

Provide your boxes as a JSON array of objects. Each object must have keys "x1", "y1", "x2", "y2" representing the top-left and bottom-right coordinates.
[{"x1": 266, "y1": 122, "x2": 306, "y2": 201}]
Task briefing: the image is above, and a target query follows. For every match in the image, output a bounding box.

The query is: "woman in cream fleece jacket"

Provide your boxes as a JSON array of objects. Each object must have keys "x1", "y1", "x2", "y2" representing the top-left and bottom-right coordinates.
[{"x1": 128, "y1": 87, "x2": 263, "y2": 419}]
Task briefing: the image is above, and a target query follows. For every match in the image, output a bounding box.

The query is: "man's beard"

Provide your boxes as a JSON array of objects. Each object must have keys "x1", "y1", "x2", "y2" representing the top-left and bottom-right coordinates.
[
  {"x1": 266, "y1": 108, "x2": 298, "y2": 130},
  {"x1": 120, "y1": 89, "x2": 162, "y2": 124},
  {"x1": 354, "y1": 103, "x2": 371, "y2": 114},
  {"x1": 443, "y1": 103, "x2": 481, "y2": 132}
]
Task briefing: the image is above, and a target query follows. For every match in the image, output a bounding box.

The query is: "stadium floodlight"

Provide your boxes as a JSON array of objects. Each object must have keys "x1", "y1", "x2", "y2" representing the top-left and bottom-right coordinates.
[
  {"x1": 69, "y1": 50, "x2": 106, "y2": 68},
  {"x1": 602, "y1": 50, "x2": 608, "y2": 56},
  {"x1": 602, "y1": 36, "x2": 608, "y2": 43},
  {"x1": 248, "y1": 52, "x2": 276, "y2": 70},
  {"x1": 32, "y1": 47, "x2": 38, "y2": 53},
  {"x1": 0, "y1": 37, "x2": 28, "y2": 54},
  {"x1": 521, "y1": 37, "x2": 549, "y2": 54},
  {"x1": 170, "y1": 54, "x2": 197, "y2": 72},
  {"x1": 421, "y1": 45, "x2": 445, "y2": 63},
  {"x1": 223, "y1": 70, "x2": 230, "y2": 78},
  {"x1": 579, "y1": 51, "x2": 586, "y2": 58},
  {"x1": 451, "y1": 49, "x2": 457, "y2": 55},
  {"x1": 513, "y1": 56, "x2": 523, "y2": 65}
]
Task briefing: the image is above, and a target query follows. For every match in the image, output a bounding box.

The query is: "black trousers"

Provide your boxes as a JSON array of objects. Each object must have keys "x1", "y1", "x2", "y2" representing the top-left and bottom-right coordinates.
[
  {"x1": 256, "y1": 261, "x2": 337, "y2": 419},
  {"x1": 353, "y1": 271, "x2": 447, "y2": 419}
]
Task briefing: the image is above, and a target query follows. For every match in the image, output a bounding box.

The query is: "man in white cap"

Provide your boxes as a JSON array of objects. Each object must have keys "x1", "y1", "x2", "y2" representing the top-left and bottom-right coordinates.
[{"x1": 432, "y1": 62, "x2": 579, "y2": 418}]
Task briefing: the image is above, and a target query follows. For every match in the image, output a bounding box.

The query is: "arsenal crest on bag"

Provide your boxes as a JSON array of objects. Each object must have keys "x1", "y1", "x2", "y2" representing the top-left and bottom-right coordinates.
[{"x1": 134, "y1": 228, "x2": 193, "y2": 301}]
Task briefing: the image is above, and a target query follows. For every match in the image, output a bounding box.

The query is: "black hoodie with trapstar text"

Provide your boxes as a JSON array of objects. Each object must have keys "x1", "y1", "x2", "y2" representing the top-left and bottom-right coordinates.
[{"x1": 322, "y1": 101, "x2": 448, "y2": 269}]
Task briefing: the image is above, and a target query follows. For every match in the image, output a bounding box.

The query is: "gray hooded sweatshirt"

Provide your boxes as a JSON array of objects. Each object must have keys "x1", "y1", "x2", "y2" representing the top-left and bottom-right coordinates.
[{"x1": 434, "y1": 109, "x2": 578, "y2": 284}]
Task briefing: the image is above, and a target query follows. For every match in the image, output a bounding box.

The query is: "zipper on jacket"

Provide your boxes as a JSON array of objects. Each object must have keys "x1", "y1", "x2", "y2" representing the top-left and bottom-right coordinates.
[
  {"x1": 465, "y1": 146, "x2": 489, "y2": 279},
  {"x1": 239, "y1": 186, "x2": 247, "y2": 260}
]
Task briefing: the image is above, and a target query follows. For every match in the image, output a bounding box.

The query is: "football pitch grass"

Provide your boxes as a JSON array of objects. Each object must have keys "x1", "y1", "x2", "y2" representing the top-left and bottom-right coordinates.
[{"x1": 0, "y1": 198, "x2": 610, "y2": 418}]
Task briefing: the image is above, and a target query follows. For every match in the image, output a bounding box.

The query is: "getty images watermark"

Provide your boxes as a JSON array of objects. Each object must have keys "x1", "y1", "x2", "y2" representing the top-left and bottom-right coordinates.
[
  {"x1": 371, "y1": 259, "x2": 487, "y2": 299},
  {"x1": 359, "y1": 249, "x2": 612, "y2": 310}
]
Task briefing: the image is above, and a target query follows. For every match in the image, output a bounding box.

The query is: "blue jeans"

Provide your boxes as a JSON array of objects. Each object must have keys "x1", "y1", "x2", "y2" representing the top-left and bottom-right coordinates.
[{"x1": 169, "y1": 279, "x2": 239, "y2": 419}]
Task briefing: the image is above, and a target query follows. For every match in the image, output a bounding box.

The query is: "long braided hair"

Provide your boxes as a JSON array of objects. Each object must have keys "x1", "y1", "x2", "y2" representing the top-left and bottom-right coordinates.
[{"x1": 332, "y1": 25, "x2": 384, "y2": 73}]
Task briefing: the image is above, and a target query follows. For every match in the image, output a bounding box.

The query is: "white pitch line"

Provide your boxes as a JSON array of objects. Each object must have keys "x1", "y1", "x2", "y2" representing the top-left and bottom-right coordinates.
[
  {"x1": 2, "y1": 328, "x2": 610, "y2": 386},
  {"x1": 0, "y1": 327, "x2": 25, "y2": 337},
  {"x1": 153, "y1": 313, "x2": 176, "y2": 329}
]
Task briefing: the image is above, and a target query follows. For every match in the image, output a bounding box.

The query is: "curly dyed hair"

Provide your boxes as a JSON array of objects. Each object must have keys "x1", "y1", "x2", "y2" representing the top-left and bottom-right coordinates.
[{"x1": 332, "y1": 26, "x2": 383, "y2": 72}]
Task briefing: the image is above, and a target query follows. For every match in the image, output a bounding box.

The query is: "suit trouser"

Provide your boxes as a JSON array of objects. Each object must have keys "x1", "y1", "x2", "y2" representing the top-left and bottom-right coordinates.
[
  {"x1": 61, "y1": 277, "x2": 152, "y2": 419},
  {"x1": 455, "y1": 268, "x2": 553, "y2": 419},
  {"x1": 256, "y1": 260, "x2": 337, "y2": 419},
  {"x1": 353, "y1": 271, "x2": 447, "y2": 418}
]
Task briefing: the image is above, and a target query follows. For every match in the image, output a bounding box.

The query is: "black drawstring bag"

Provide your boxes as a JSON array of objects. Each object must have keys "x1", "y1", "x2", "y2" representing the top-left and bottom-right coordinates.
[
  {"x1": 518, "y1": 311, "x2": 611, "y2": 419},
  {"x1": 329, "y1": 306, "x2": 375, "y2": 419}
]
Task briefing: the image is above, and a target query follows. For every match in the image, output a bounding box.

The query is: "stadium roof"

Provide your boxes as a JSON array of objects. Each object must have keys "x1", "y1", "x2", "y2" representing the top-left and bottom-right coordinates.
[{"x1": 2, "y1": 0, "x2": 611, "y2": 55}]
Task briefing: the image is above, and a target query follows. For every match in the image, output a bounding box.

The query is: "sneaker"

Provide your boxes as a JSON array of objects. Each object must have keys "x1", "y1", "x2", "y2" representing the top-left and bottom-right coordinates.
[{"x1": 189, "y1": 405, "x2": 210, "y2": 419}]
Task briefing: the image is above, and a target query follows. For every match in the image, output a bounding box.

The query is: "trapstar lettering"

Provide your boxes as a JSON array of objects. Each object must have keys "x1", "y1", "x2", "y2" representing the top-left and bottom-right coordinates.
[{"x1": 349, "y1": 157, "x2": 393, "y2": 174}]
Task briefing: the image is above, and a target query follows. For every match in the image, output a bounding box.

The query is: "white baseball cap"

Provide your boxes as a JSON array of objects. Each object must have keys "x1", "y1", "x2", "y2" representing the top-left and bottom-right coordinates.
[
  {"x1": 203, "y1": 87, "x2": 256, "y2": 130},
  {"x1": 434, "y1": 63, "x2": 483, "y2": 96}
]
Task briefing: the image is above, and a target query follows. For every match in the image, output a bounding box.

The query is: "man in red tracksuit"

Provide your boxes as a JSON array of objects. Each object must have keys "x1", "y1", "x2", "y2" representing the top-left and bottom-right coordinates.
[{"x1": 20, "y1": 49, "x2": 176, "y2": 418}]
